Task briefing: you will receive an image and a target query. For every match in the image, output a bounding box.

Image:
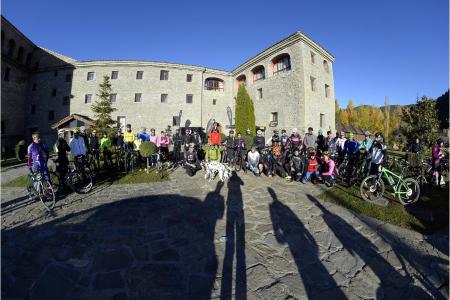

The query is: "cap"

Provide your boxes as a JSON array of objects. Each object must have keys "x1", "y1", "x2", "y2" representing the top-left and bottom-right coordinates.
[
  {"x1": 58, "y1": 129, "x2": 65, "y2": 135},
  {"x1": 348, "y1": 132, "x2": 354, "y2": 138}
]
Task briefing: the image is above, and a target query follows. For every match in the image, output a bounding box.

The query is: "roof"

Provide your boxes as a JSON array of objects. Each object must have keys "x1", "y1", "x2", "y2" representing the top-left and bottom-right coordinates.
[
  {"x1": 50, "y1": 114, "x2": 94, "y2": 130},
  {"x1": 336, "y1": 123, "x2": 366, "y2": 134}
]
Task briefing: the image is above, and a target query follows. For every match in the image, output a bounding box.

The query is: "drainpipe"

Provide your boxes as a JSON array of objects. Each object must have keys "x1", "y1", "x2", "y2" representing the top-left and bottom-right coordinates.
[{"x1": 200, "y1": 68, "x2": 206, "y2": 129}]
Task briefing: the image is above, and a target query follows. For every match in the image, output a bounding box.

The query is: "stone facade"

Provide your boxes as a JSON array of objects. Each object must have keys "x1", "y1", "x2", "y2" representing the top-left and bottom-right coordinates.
[{"x1": 1, "y1": 16, "x2": 335, "y2": 148}]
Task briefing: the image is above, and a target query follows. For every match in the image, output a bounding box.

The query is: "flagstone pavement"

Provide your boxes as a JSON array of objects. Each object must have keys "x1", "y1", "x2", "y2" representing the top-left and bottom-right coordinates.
[{"x1": 1, "y1": 167, "x2": 448, "y2": 299}]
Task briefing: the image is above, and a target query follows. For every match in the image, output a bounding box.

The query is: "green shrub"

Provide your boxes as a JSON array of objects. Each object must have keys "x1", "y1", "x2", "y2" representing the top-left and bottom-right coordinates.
[
  {"x1": 15, "y1": 140, "x2": 26, "y2": 160},
  {"x1": 139, "y1": 141, "x2": 156, "y2": 158},
  {"x1": 243, "y1": 135, "x2": 254, "y2": 150}
]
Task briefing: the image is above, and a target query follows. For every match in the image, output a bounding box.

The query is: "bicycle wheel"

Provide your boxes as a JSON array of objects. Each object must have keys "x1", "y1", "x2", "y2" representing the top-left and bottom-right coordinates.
[
  {"x1": 360, "y1": 175, "x2": 385, "y2": 204},
  {"x1": 416, "y1": 174, "x2": 428, "y2": 190},
  {"x1": 70, "y1": 168, "x2": 93, "y2": 194},
  {"x1": 26, "y1": 175, "x2": 38, "y2": 201},
  {"x1": 398, "y1": 178, "x2": 420, "y2": 205},
  {"x1": 49, "y1": 171, "x2": 61, "y2": 194},
  {"x1": 234, "y1": 157, "x2": 242, "y2": 172},
  {"x1": 37, "y1": 180, "x2": 55, "y2": 210}
]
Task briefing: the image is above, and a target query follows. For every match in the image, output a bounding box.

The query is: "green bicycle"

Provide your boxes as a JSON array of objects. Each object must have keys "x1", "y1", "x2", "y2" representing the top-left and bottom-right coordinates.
[{"x1": 360, "y1": 159, "x2": 420, "y2": 205}]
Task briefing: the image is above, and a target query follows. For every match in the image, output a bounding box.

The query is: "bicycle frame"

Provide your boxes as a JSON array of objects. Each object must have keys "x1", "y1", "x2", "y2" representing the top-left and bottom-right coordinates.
[{"x1": 380, "y1": 166, "x2": 410, "y2": 196}]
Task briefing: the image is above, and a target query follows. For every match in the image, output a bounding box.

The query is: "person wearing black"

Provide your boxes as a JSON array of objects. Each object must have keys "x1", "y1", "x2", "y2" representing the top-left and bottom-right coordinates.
[
  {"x1": 235, "y1": 132, "x2": 246, "y2": 171},
  {"x1": 254, "y1": 129, "x2": 265, "y2": 151},
  {"x1": 271, "y1": 129, "x2": 280, "y2": 147},
  {"x1": 280, "y1": 129, "x2": 289, "y2": 150},
  {"x1": 193, "y1": 129, "x2": 204, "y2": 160},
  {"x1": 172, "y1": 128, "x2": 183, "y2": 164},
  {"x1": 223, "y1": 130, "x2": 236, "y2": 164},
  {"x1": 79, "y1": 126, "x2": 90, "y2": 153},
  {"x1": 183, "y1": 128, "x2": 196, "y2": 162},
  {"x1": 408, "y1": 138, "x2": 422, "y2": 154},
  {"x1": 89, "y1": 129, "x2": 100, "y2": 170},
  {"x1": 55, "y1": 129, "x2": 70, "y2": 190},
  {"x1": 184, "y1": 143, "x2": 201, "y2": 176},
  {"x1": 316, "y1": 129, "x2": 327, "y2": 156}
]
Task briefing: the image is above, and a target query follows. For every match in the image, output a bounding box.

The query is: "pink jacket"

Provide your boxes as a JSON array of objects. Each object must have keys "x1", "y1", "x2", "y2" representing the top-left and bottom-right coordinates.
[
  {"x1": 157, "y1": 134, "x2": 171, "y2": 147},
  {"x1": 322, "y1": 159, "x2": 335, "y2": 176}
]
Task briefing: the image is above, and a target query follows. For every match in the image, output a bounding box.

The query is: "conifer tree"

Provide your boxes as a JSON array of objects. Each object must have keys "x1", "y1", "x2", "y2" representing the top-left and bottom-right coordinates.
[
  {"x1": 91, "y1": 75, "x2": 117, "y2": 129},
  {"x1": 235, "y1": 84, "x2": 256, "y2": 135}
]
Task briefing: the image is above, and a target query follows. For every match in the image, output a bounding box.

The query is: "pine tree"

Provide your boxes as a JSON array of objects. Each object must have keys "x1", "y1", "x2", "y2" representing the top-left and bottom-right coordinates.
[
  {"x1": 91, "y1": 76, "x2": 117, "y2": 129},
  {"x1": 235, "y1": 84, "x2": 256, "y2": 135}
]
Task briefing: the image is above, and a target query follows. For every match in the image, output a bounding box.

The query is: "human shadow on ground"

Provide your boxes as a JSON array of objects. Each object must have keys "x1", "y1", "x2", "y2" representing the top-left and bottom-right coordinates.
[
  {"x1": 268, "y1": 187, "x2": 347, "y2": 299},
  {"x1": 220, "y1": 172, "x2": 247, "y2": 300},
  {"x1": 1, "y1": 182, "x2": 225, "y2": 299},
  {"x1": 306, "y1": 194, "x2": 436, "y2": 299}
]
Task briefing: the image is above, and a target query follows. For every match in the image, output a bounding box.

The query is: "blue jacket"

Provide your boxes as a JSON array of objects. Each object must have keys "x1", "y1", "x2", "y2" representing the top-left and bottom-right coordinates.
[{"x1": 344, "y1": 139, "x2": 360, "y2": 155}]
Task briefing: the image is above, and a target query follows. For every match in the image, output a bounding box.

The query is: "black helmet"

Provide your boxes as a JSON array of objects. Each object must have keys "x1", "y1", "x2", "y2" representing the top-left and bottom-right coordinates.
[
  {"x1": 437, "y1": 138, "x2": 443, "y2": 145},
  {"x1": 229, "y1": 130, "x2": 234, "y2": 134},
  {"x1": 375, "y1": 132, "x2": 384, "y2": 139}
]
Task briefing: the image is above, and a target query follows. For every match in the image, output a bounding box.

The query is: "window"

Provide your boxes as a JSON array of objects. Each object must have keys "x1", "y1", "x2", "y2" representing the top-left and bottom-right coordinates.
[
  {"x1": 204, "y1": 78, "x2": 224, "y2": 91},
  {"x1": 252, "y1": 65, "x2": 265, "y2": 82},
  {"x1": 136, "y1": 71, "x2": 144, "y2": 80},
  {"x1": 161, "y1": 94, "x2": 168, "y2": 103},
  {"x1": 160, "y1": 70, "x2": 169, "y2": 80},
  {"x1": 110, "y1": 94, "x2": 117, "y2": 103},
  {"x1": 54, "y1": 71, "x2": 58, "y2": 77},
  {"x1": 186, "y1": 94, "x2": 193, "y2": 104},
  {"x1": 3, "y1": 67, "x2": 10, "y2": 81},
  {"x1": 87, "y1": 72, "x2": 95, "y2": 81},
  {"x1": 310, "y1": 76, "x2": 316, "y2": 92},
  {"x1": 134, "y1": 93, "x2": 142, "y2": 102},
  {"x1": 320, "y1": 114, "x2": 325, "y2": 128},
  {"x1": 272, "y1": 54, "x2": 291, "y2": 74},
  {"x1": 271, "y1": 112, "x2": 278, "y2": 122},
  {"x1": 111, "y1": 71, "x2": 118, "y2": 79},
  {"x1": 325, "y1": 84, "x2": 330, "y2": 98},
  {"x1": 173, "y1": 116, "x2": 180, "y2": 126},
  {"x1": 48, "y1": 110, "x2": 55, "y2": 121},
  {"x1": 310, "y1": 51, "x2": 316, "y2": 64},
  {"x1": 25, "y1": 53, "x2": 32, "y2": 66},
  {"x1": 85, "y1": 94, "x2": 92, "y2": 104},
  {"x1": 31, "y1": 104, "x2": 36, "y2": 114},
  {"x1": 7, "y1": 39, "x2": 15, "y2": 57},
  {"x1": 52, "y1": 88, "x2": 57, "y2": 96},
  {"x1": 117, "y1": 116, "x2": 126, "y2": 131},
  {"x1": 17, "y1": 47, "x2": 24, "y2": 62},
  {"x1": 323, "y1": 60, "x2": 329, "y2": 73},
  {"x1": 212, "y1": 99, "x2": 217, "y2": 105},
  {"x1": 32, "y1": 83, "x2": 37, "y2": 91},
  {"x1": 63, "y1": 96, "x2": 70, "y2": 105},
  {"x1": 65, "y1": 74, "x2": 72, "y2": 82},
  {"x1": 186, "y1": 74, "x2": 192, "y2": 82},
  {"x1": 236, "y1": 74, "x2": 246, "y2": 86},
  {"x1": 257, "y1": 88, "x2": 263, "y2": 99}
]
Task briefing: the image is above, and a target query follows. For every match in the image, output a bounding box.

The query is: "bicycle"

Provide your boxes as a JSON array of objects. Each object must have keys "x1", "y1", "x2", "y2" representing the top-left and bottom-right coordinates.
[
  {"x1": 50, "y1": 157, "x2": 93, "y2": 194},
  {"x1": 156, "y1": 150, "x2": 172, "y2": 179},
  {"x1": 26, "y1": 170, "x2": 56, "y2": 211},
  {"x1": 360, "y1": 159, "x2": 420, "y2": 205},
  {"x1": 335, "y1": 153, "x2": 358, "y2": 186},
  {"x1": 233, "y1": 148, "x2": 246, "y2": 172},
  {"x1": 123, "y1": 146, "x2": 138, "y2": 174}
]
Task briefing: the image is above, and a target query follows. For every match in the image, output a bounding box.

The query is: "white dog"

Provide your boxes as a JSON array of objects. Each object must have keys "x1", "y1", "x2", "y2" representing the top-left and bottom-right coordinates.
[{"x1": 202, "y1": 161, "x2": 232, "y2": 182}]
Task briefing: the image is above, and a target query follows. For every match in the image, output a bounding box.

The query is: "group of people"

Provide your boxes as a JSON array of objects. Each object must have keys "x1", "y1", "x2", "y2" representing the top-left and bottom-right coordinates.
[{"x1": 26, "y1": 121, "x2": 447, "y2": 191}]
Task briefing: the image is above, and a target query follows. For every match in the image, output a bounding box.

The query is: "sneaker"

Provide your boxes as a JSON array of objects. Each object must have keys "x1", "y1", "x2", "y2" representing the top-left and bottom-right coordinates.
[{"x1": 285, "y1": 176, "x2": 291, "y2": 181}]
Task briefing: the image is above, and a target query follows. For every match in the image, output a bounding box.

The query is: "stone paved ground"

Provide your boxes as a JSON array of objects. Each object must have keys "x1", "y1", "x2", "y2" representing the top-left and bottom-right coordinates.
[{"x1": 1, "y1": 168, "x2": 449, "y2": 299}]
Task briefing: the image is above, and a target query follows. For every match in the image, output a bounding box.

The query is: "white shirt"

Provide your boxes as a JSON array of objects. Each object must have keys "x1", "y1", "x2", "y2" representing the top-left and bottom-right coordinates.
[
  {"x1": 70, "y1": 136, "x2": 87, "y2": 157},
  {"x1": 336, "y1": 137, "x2": 347, "y2": 151},
  {"x1": 247, "y1": 151, "x2": 260, "y2": 166}
]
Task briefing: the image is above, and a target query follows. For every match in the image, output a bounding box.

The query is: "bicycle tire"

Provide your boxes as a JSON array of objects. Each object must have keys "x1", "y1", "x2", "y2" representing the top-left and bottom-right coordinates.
[
  {"x1": 360, "y1": 175, "x2": 385, "y2": 204},
  {"x1": 397, "y1": 178, "x2": 420, "y2": 205},
  {"x1": 416, "y1": 174, "x2": 428, "y2": 189},
  {"x1": 26, "y1": 175, "x2": 38, "y2": 201},
  {"x1": 49, "y1": 171, "x2": 61, "y2": 194},
  {"x1": 38, "y1": 180, "x2": 55, "y2": 210},
  {"x1": 70, "y1": 168, "x2": 93, "y2": 194}
]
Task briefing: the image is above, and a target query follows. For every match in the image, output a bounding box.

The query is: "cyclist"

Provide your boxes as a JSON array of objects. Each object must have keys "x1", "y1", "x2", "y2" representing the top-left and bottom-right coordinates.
[
  {"x1": 223, "y1": 130, "x2": 235, "y2": 164},
  {"x1": 123, "y1": 124, "x2": 136, "y2": 150},
  {"x1": 321, "y1": 151, "x2": 336, "y2": 187},
  {"x1": 184, "y1": 143, "x2": 201, "y2": 176},
  {"x1": 28, "y1": 131, "x2": 50, "y2": 182},
  {"x1": 205, "y1": 144, "x2": 222, "y2": 162},
  {"x1": 280, "y1": 129, "x2": 289, "y2": 150},
  {"x1": 100, "y1": 131, "x2": 113, "y2": 168},
  {"x1": 54, "y1": 129, "x2": 70, "y2": 187},
  {"x1": 303, "y1": 127, "x2": 316, "y2": 150},
  {"x1": 316, "y1": 128, "x2": 327, "y2": 155},
  {"x1": 112, "y1": 130, "x2": 123, "y2": 165},
  {"x1": 368, "y1": 132, "x2": 387, "y2": 175},
  {"x1": 408, "y1": 138, "x2": 422, "y2": 154},
  {"x1": 183, "y1": 128, "x2": 195, "y2": 162},
  {"x1": 270, "y1": 129, "x2": 280, "y2": 147},
  {"x1": 269, "y1": 144, "x2": 290, "y2": 180},
  {"x1": 79, "y1": 126, "x2": 90, "y2": 154},
  {"x1": 70, "y1": 128, "x2": 88, "y2": 170},
  {"x1": 235, "y1": 132, "x2": 246, "y2": 170},
  {"x1": 208, "y1": 124, "x2": 222, "y2": 146},
  {"x1": 343, "y1": 132, "x2": 360, "y2": 174},
  {"x1": 149, "y1": 128, "x2": 158, "y2": 144},
  {"x1": 335, "y1": 131, "x2": 347, "y2": 161},
  {"x1": 157, "y1": 130, "x2": 171, "y2": 161},
  {"x1": 326, "y1": 131, "x2": 336, "y2": 156},
  {"x1": 253, "y1": 129, "x2": 265, "y2": 152},
  {"x1": 432, "y1": 138, "x2": 445, "y2": 187},
  {"x1": 137, "y1": 127, "x2": 150, "y2": 142},
  {"x1": 289, "y1": 149, "x2": 303, "y2": 182},
  {"x1": 287, "y1": 128, "x2": 302, "y2": 153},
  {"x1": 360, "y1": 131, "x2": 373, "y2": 153},
  {"x1": 247, "y1": 146, "x2": 261, "y2": 176},
  {"x1": 301, "y1": 149, "x2": 320, "y2": 184},
  {"x1": 89, "y1": 129, "x2": 100, "y2": 170},
  {"x1": 172, "y1": 128, "x2": 183, "y2": 164}
]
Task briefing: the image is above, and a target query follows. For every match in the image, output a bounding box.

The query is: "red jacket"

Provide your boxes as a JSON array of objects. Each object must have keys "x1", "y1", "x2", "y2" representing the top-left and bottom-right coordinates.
[{"x1": 209, "y1": 131, "x2": 221, "y2": 145}]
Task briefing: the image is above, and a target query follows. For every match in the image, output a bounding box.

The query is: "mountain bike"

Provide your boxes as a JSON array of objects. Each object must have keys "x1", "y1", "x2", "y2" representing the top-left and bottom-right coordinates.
[
  {"x1": 360, "y1": 159, "x2": 420, "y2": 205},
  {"x1": 156, "y1": 150, "x2": 172, "y2": 179},
  {"x1": 26, "y1": 170, "x2": 55, "y2": 211},
  {"x1": 124, "y1": 146, "x2": 137, "y2": 174},
  {"x1": 50, "y1": 156, "x2": 93, "y2": 194}
]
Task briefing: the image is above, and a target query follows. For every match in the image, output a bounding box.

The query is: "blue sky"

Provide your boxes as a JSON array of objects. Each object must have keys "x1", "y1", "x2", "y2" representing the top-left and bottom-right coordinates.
[{"x1": 2, "y1": 0, "x2": 448, "y2": 107}]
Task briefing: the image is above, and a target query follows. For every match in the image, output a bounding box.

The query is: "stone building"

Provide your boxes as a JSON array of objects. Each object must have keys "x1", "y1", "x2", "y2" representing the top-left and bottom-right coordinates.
[{"x1": 1, "y1": 15, "x2": 335, "y2": 149}]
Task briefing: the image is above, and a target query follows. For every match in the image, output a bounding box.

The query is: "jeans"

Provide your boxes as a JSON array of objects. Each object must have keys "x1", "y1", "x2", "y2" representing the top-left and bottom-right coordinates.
[{"x1": 302, "y1": 171, "x2": 319, "y2": 183}]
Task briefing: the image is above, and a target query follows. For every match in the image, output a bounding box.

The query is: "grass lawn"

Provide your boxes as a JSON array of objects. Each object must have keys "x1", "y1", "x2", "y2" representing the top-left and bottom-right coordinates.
[
  {"x1": 319, "y1": 183, "x2": 449, "y2": 235},
  {"x1": 2, "y1": 167, "x2": 169, "y2": 188}
]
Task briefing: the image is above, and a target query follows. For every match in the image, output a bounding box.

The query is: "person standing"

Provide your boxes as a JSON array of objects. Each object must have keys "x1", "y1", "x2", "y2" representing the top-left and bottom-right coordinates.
[
  {"x1": 431, "y1": 138, "x2": 445, "y2": 187},
  {"x1": 89, "y1": 129, "x2": 100, "y2": 170},
  {"x1": 303, "y1": 127, "x2": 316, "y2": 151},
  {"x1": 254, "y1": 129, "x2": 266, "y2": 151},
  {"x1": 28, "y1": 131, "x2": 50, "y2": 182},
  {"x1": 157, "y1": 130, "x2": 171, "y2": 161},
  {"x1": 54, "y1": 129, "x2": 70, "y2": 187},
  {"x1": 408, "y1": 138, "x2": 423, "y2": 154},
  {"x1": 100, "y1": 132, "x2": 113, "y2": 168},
  {"x1": 172, "y1": 128, "x2": 183, "y2": 164}
]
